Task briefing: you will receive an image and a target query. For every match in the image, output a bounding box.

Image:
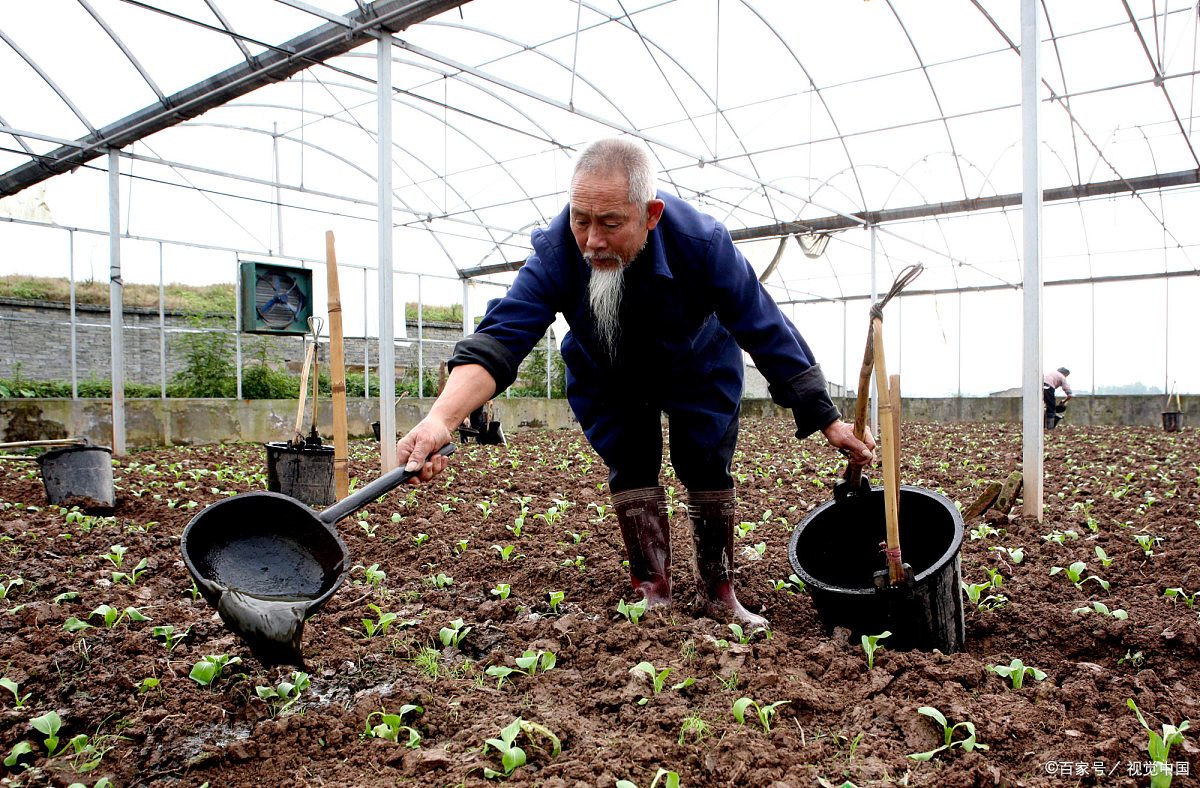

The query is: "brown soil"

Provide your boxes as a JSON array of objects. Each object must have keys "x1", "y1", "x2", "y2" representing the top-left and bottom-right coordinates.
[{"x1": 0, "y1": 419, "x2": 1197, "y2": 787}]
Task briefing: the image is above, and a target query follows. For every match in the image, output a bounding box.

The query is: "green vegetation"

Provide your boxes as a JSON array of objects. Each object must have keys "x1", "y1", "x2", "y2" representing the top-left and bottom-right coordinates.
[
  {"x1": 1127, "y1": 699, "x2": 1190, "y2": 787},
  {"x1": 988, "y1": 658, "x2": 1047, "y2": 689},
  {"x1": 907, "y1": 706, "x2": 988, "y2": 761}
]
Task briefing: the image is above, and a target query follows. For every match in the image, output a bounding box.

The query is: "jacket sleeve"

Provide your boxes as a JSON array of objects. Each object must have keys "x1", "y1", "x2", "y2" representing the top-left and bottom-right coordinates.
[
  {"x1": 446, "y1": 246, "x2": 562, "y2": 395},
  {"x1": 703, "y1": 227, "x2": 841, "y2": 438}
]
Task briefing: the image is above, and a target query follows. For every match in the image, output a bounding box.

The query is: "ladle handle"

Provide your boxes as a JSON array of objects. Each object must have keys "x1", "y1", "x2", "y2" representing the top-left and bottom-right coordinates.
[{"x1": 318, "y1": 443, "x2": 455, "y2": 525}]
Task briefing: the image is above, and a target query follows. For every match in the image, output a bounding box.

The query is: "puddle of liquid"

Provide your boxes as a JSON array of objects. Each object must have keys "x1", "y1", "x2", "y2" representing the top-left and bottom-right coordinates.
[{"x1": 214, "y1": 587, "x2": 313, "y2": 665}]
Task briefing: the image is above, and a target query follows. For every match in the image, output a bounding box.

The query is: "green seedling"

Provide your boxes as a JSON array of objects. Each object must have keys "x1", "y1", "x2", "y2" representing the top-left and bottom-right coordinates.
[
  {"x1": 90, "y1": 604, "x2": 149, "y2": 628},
  {"x1": 52, "y1": 591, "x2": 78, "y2": 605},
  {"x1": 1073, "y1": 601, "x2": 1129, "y2": 619},
  {"x1": 111, "y1": 557, "x2": 149, "y2": 585},
  {"x1": 189, "y1": 654, "x2": 241, "y2": 686},
  {"x1": 490, "y1": 583, "x2": 511, "y2": 600},
  {"x1": 907, "y1": 706, "x2": 988, "y2": 761},
  {"x1": 617, "y1": 598, "x2": 648, "y2": 625},
  {"x1": 564, "y1": 530, "x2": 589, "y2": 545},
  {"x1": 477, "y1": 500, "x2": 493, "y2": 519},
  {"x1": 535, "y1": 506, "x2": 563, "y2": 528},
  {"x1": 151, "y1": 624, "x2": 188, "y2": 650},
  {"x1": 989, "y1": 545, "x2": 1025, "y2": 564},
  {"x1": 560, "y1": 555, "x2": 587, "y2": 570},
  {"x1": 186, "y1": 580, "x2": 201, "y2": 601},
  {"x1": 255, "y1": 671, "x2": 311, "y2": 717},
  {"x1": 427, "y1": 572, "x2": 454, "y2": 590},
  {"x1": 0, "y1": 677, "x2": 30, "y2": 708},
  {"x1": 137, "y1": 677, "x2": 160, "y2": 695},
  {"x1": 364, "y1": 704, "x2": 424, "y2": 748},
  {"x1": 1041, "y1": 529, "x2": 1079, "y2": 545},
  {"x1": 1164, "y1": 588, "x2": 1198, "y2": 608},
  {"x1": 0, "y1": 575, "x2": 23, "y2": 599},
  {"x1": 486, "y1": 650, "x2": 557, "y2": 689},
  {"x1": 31, "y1": 710, "x2": 65, "y2": 756},
  {"x1": 492, "y1": 544, "x2": 523, "y2": 562},
  {"x1": 770, "y1": 574, "x2": 808, "y2": 593},
  {"x1": 1134, "y1": 533, "x2": 1162, "y2": 557},
  {"x1": 454, "y1": 538, "x2": 470, "y2": 554},
  {"x1": 359, "y1": 563, "x2": 386, "y2": 587},
  {"x1": 727, "y1": 622, "x2": 767, "y2": 645},
  {"x1": 678, "y1": 713, "x2": 712, "y2": 745},
  {"x1": 482, "y1": 717, "x2": 561, "y2": 780},
  {"x1": 1050, "y1": 561, "x2": 1110, "y2": 592},
  {"x1": 1119, "y1": 650, "x2": 1146, "y2": 668},
  {"x1": 587, "y1": 501, "x2": 612, "y2": 522},
  {"x1": 64, "y1": 616, "x2": 93, "y2": 633},
  {"x1": 988, "y1": 658, "x2": 1047, "y2": 689},
  {"x1": 861, "y1": 630, "x2": 891, "y2": 669},
  {"x1": 413, "y1": 532, "x2": 430, "y2": 548},
  {"x1": 547, "y1": 590, "x2": 565, "y2": 613},
  {"x1": 735, "y1": 521, "x2": 757, "y2": 539},
  {"x1": 4, "y1": 741, "x2": 32, "y2": 768},
  {"x1": 102, "y1": 544, "x2": 127, "y2": 568},
  {"x1": 630, "y1": 661, "x2": 692, "y2": 705},
  {"x1": 617, "y1": 768, "x2": 682, "y2": 788},
  {"x1": 1127, "y1": 698, "x2": 1190, "y2": 788},
  {"x1": 412, "y1": 647, "x2": 441, "y2": 680},
  {"x1": 969, "y1": 523, "x2": 1002, "y2": 540},
  {"x1": 362, "y1": 604, "x2": 398, "y2": 638},
  {"x1": 438, "y1": 617, "x2": 471, "y2": 648},
  {"x1": 358, "y1": 519, "x2": 379, "y2": 538},
  {"x1": 1094, "y1": 546, "x2": 1115, "y2": 568},
  {"x1": 732, "y1": 697, "x2": 790, "y2": 735}
]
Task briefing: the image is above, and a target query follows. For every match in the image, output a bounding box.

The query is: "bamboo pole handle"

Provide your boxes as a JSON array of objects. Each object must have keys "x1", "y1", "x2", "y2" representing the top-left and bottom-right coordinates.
[
  {"x1": 326, "y1": 231, "x2": 349, "y2": 500},
  {"x1": 842, "y1": 325, "x2": 875, "y2": 488},
  {"x1": 294, "y1": 341, "x2": 315, "y2": 441},
  {"x1": 0, "y1": 438, "x2": 86, "y2": 451},
  {"x1": 889, "y1": 373, "x2": 902, "y2": 474},
  {"x1": 870, "y1": 318, "x2": 904, "y2": 585}
]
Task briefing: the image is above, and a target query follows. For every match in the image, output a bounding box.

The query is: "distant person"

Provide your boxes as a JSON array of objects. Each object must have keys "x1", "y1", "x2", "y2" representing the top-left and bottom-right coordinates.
[
  {"x1": 395, "y1": 137, "x2": 874, "y2": 628},
  {"x1": 1043, "y1": 367, "x2": 1073, "y2": 421}
]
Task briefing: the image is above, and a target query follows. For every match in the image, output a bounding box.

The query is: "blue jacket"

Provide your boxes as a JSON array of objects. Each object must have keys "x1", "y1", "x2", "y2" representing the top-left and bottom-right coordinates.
[{"x1": 449, "y1": 193, "x2": 839, "y2": 453}]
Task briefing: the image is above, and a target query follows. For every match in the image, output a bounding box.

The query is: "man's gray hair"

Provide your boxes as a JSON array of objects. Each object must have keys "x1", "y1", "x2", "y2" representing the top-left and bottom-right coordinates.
[{"x1": 573, "y1": 138, "x2": 656, "y2": 207}]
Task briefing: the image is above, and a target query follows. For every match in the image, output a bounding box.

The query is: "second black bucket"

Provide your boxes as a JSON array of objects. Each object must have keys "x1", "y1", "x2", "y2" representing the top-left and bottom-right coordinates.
[
  {"x1": 265, "y1": 442, "x2": 335, "y2": 507},
  {"x1": 788, "y1": 485, "x2": 965, "y2": 653},
  {"x1": 1162, "y1": 411, "x2": 1184, "y2": 432},
  {"x1": 36, "y1": 444, "x2": 115, "y2": 512}
]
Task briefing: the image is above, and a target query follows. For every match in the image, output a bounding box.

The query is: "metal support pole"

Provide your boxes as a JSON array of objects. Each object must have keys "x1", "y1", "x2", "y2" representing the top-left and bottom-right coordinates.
[
  {"x1": 376, "y1": 33, "x2": 397, "y2": 469},
  {"x1": 158, "y1": 242, "x2": 166, "y2": 399},
  {"x1": 1021, "y1": 0, "x2": 1044, "y2": 520},
  {"x1": 417, "y1": 274, "x2": 424, "y2": 398},
  {"x1": 273, "y1": 122, "x2": 284, "y2": 256},
  {"x1": 69, "y1": 232, "x2": 77, "y2": 399},
  {"x1": 234, "y1": 257, "x2": 243, "y2": 400},
  {"x1": 108, "y1": 149, "x2": 125, "y2": 455},
  {"x1": 461, "y1": 280, "x2": 471, "y2": 337},
  {"x1": 362, "y1": 267, "x2": 369, "y2": 398},
  {"x1": 545, "y1": 333, "x2": 552, "y2": 399}
]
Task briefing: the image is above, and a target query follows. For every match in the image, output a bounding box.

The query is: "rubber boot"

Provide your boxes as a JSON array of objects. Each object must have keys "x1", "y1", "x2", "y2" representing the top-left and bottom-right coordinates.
[
  {"x1": 611, "y1": 487, "x2": 671, "y2": 607},
  {"x1": 687, "y1": 489, "x2": 767, "y2": 629}
]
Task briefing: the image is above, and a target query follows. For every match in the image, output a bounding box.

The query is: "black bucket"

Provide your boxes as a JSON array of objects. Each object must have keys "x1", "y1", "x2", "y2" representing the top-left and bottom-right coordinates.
[
  {"x1": 1162, "y1": 411, "x2": 1184, "y2": 432},
  {"x1": 36, "y1": 445, "x2": 114, "y2": 512},
  {"x1": 265, "y1": 442, "x2": 334, "y2": 507},
  {"x1": 372, "y1": 421, "x2": 381, "y2": 441},
  {"x1": 788, "y1": 485, "x2": 965, "y2": 653},
  {"x1": 1044, "y1": 411, "x2": 1058, "y2": 430}
]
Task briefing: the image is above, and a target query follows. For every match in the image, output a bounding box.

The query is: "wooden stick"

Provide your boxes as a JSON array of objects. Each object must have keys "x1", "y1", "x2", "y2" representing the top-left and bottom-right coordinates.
[
  {"x1": 870, "y1": 318, "x2": 905, "y2": 585},
  {"x1": 326, "y1": 231, "x2": 349, "y2": 500},
  {"x1": 294, "y1": 341, "x2": 315, "y2": 442},
  {"x1": 889, "y1": 373, "x2": 902, "y2": 473},
  {"x1": 0, "y1": 455, "x2": 39, "y2": 461},
  {"x1": 842, "y1": 323, "x2": 875, "y2": 489},
  {"x1": 0, "y1": 438, "x2": 86, "y2": 450}
]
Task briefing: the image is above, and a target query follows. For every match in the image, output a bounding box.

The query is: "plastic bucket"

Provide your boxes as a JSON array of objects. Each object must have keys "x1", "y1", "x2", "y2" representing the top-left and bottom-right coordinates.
[
  {"x1": 1044, "y1": 411, "x2": 1058, "y2": 430},
  {"x1": 788, "y1": 485, "x2": 965, "y2": 653},
  {"x1": 36, "y1": 445, "x2": 115, "y2": 512},
  {"x1": 1162, "y1": 411, "x2": 1184, "y2": 432},
  {"x1": 265, "y1": 442, "x2": 335, "y2": 507}
]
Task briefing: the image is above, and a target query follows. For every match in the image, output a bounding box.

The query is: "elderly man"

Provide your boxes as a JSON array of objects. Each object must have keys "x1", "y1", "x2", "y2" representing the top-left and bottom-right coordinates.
[{"x1": 398, "y1": 138, "x2": 874, "y2": 627}]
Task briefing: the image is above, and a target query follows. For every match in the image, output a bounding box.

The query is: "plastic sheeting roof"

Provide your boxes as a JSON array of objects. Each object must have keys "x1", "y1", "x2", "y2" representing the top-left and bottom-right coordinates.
[{"x1": 2, "y1": 0, "x2": 1199, "y2": 309}]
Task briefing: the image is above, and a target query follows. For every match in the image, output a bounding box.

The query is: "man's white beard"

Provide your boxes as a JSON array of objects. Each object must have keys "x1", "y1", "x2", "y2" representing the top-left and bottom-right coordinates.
[{"x1": 587, "y1": 260, "x2": 625, "y2": 360}]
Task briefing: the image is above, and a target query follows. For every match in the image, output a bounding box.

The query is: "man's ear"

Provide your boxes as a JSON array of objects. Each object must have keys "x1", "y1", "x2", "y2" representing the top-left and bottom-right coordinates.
[{"x1": 644, "y1": 199, "x2": 665, "y2": 231}]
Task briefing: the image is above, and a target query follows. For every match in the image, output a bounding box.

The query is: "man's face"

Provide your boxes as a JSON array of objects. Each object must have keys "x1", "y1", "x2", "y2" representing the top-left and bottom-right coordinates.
[{"x1": 569, "y1": 172, "x2": 664, "y2": 270}]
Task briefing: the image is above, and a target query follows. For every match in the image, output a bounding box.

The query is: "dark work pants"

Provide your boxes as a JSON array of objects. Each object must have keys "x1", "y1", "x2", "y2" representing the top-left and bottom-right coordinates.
[
  {"x1": 601, "y1": 404, "x2": 740, "y2": 493},
  {"x1": 1043, "y1": 385, "x2": 1056, "y2": 414}
]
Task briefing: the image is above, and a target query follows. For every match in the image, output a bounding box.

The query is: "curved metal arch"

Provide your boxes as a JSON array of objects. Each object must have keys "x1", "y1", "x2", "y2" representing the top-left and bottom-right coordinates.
[
  {"x1": 472, "y1": 220, "x2": 542, "y2": 269},
  {"x1": 0, "y1": 113, "x2": 38, "y2": 158},
  {"x1": 179, "y1": 120, "x2": 462, "y2": 269},
  {"x1": 287, "y1": 64, "x2": 546, "y2": 257},
  {"x1": 883, "y1": 0, "x2": 969, "y2": 201},
  {"x1": 0, "y1": 28, "x2": 96, "y2": 135},
  {"x1": 736, "y1": 0, "x2": 869, "y2": 214},
  {"x1": 76, "y1": 0, "x2": 166, "y2": 103},
  {"x1": 1040, "y1": 2, "x2": 1084, "y2": 186}
]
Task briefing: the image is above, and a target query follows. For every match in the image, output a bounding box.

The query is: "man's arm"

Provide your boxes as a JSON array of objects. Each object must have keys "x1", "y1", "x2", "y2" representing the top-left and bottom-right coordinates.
[{"x1": 396, "y1": 364, "x2": 496, "y2": 481}]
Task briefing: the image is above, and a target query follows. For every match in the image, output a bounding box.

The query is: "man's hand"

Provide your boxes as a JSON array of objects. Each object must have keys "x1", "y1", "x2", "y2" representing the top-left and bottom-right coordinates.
[
  {"x1": 396, "y1": 417, "x2": 454, "y2": 484},
  {"x1": 821, "y1": 419, "x2": 876, "y2": 465}
]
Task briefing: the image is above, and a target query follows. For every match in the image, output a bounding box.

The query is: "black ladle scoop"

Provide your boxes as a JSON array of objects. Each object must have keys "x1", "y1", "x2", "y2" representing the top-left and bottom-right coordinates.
[{"x1": 181, "y1": 444, "x2": 455, "y2": 665}]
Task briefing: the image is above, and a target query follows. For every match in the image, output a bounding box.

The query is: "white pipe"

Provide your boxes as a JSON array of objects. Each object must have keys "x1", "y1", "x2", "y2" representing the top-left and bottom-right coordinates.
[
  {"x1": 1021, "y1": 0, "x2": 1044, "y2": 520},
  {"x1": 69, "y1": 232, "x2": 77, "y2": 399},
  {"x1": 869, "y1": 225, "x2": 878, "y2": 436},
  {"x1": 376, "y1": 33, "x2": 397, "y2": 470},
  {"x1": 108, "y1": 149, "x2": 125, "y2": 455}
]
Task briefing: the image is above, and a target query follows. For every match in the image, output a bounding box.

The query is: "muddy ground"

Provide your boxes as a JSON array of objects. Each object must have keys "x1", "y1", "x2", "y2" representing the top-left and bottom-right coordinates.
[{"x1": 0, "y1": 418, "x2": 1197, "y2": 787}]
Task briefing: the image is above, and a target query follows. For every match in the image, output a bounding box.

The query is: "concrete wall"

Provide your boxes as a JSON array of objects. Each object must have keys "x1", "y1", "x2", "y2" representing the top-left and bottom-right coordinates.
[{"x1": 0, "y1": 394, "x2": 1191, "y2": 448}]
